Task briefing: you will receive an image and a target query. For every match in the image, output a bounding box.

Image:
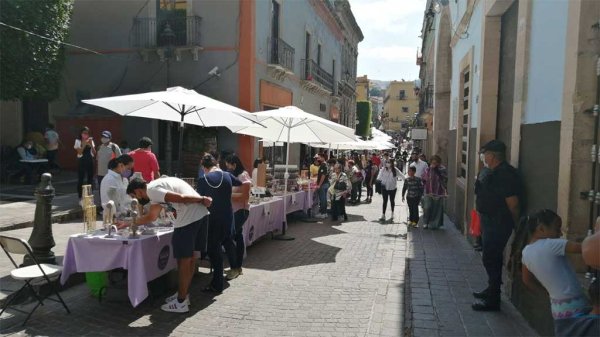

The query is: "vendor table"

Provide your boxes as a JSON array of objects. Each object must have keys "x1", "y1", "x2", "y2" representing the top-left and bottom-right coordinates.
[
  {"x1": 242, "y1": 191, "x2": 314, "y2": 246},
  {"x1": 60, "y1": 229, "x2": 176, "y2": 307},
  {"x1": 243, "y1": 198, "x2": 284, "y2": 247}
]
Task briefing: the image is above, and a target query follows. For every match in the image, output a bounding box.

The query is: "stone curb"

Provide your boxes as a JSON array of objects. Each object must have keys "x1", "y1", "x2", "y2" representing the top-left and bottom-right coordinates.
[{"x1": 0, "y1": 208, "x2": 83, "y2": 232}]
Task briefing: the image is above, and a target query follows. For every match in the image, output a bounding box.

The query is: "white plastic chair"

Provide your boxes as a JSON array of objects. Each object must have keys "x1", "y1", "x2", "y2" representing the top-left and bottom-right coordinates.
[{"x1": 0, "y1": 235, "x2": 70, "y2": 325}]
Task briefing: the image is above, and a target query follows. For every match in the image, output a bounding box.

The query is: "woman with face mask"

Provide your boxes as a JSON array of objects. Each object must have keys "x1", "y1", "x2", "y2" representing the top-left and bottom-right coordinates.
[
  {"x1": 74, "y1": 126, "x2": 96, "y2": 200},
  {"x1": 100, "y1": 154, "x2": 134, "y2": 216},
  {"x1": 96, "y1": 130, "x2": 122, "y2": 188},
  {"x1": 376, "y1": 159, "x2": 404, "y2": 222}
]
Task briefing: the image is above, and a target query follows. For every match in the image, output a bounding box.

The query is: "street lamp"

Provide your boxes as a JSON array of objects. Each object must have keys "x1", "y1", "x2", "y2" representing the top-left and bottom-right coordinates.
[{"x1": 161, "y1": 23, "x2": 176, "y2": 175}]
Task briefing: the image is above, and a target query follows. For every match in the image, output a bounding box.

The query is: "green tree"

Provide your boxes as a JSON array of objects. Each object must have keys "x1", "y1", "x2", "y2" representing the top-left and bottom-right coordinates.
[
  {"x1": 355, "y1": 101, "x2": 372, "y2": 139},
  {"x1": 369, "y1": 86, "x2": 382, "y2": 97},
  {"x1": 0, "y1": 0, "x2": 73, "y2": 100}
]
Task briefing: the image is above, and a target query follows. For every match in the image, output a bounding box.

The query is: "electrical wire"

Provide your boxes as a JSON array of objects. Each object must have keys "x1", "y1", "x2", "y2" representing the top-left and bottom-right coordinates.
[
  {"x1": 192, "y1": 11, "x2": 241, "y2": 90},
  {"x1": 0, "y1": 21, "x2": 102, "y2": 55}
]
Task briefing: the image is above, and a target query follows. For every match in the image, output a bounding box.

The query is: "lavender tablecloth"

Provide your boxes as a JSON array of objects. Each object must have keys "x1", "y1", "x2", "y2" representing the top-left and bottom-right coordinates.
[
  {"x1": 280, "y1": 191, "x2": 308, "y2": 214},
  {"x1": 243, "y1": 198, "x2": 285, "y2": 247},
  {"x1": 60, "y1": 230, "x2": 177, "y2": 307}
]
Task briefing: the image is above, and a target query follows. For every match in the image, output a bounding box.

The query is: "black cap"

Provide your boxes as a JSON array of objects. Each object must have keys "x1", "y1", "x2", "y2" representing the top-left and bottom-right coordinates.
[{"x1": 480, "y1": 140, "x2": 506, "y2": 153}]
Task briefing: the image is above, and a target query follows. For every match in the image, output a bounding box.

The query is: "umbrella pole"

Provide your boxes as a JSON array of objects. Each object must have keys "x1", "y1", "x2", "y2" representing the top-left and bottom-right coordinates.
[
  {"x1": 177, "y1": 116, "x2": 185, "y2": 176},
  {"x1": 273, "y1": 125, "x2": 294, "y2": 241}
]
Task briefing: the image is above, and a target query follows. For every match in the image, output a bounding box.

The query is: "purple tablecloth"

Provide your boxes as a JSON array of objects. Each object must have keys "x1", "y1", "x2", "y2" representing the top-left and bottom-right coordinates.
[
  {"x1": 281, "y1": 191, "x2": 308, "y2": 214},
  {"x1": 243, "y1": 198, "x2": 284, "y2": 247},
  {"x1": 60, "y1": 230, "x2": 176, "y2": 307}
]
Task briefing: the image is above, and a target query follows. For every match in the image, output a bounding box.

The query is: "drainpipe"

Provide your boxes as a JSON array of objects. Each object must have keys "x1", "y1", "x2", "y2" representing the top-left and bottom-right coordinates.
[{"x1": 586, "y1": 57, "x2": 600, "y2": 280}]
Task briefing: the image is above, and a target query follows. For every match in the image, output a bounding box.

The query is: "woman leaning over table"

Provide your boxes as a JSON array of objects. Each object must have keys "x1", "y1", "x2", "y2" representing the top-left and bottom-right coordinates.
[{"x1": 74, "y1": 126, "x2": 96, "y2": 201}]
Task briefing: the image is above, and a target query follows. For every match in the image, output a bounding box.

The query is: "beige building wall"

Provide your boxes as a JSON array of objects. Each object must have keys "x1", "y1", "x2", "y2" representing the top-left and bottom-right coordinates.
[
  {"x1": 355, "y1": 75, "x2": 369, "y2": 101},
  {"x1": 382, "y1": 80, "x2": 418, "y2": 132}
]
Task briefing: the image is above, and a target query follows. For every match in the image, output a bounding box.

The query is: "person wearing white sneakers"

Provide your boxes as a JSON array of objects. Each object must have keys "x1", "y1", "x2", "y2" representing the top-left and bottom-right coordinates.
[
  {"x1": 376, "y1": 159, "x2": 404, "y2": 223},
  {"x1": 127, "y1": 177, "x2": 212, "y2": 313}
]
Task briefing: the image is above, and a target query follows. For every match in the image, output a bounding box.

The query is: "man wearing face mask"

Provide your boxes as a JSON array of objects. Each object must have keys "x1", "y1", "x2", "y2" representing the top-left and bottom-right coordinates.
[
  {"x1": 127, "y1": 176, "x2": 212, "y2": 313},
  {"x1": 472, "y1": 139, "x2": 521, "y2": 312},
  {"x1": 96, "y1": 131, "x2": 121, "y2": 187},
  {"x1": 100, "y1": 154, "x2": 134, "y2": 216}
]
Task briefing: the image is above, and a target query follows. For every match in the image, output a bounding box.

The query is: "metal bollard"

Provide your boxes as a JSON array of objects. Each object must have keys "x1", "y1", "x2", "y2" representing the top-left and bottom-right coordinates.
[{"x1": 23, "y1": 173, "x2": 57, "y2": 266}]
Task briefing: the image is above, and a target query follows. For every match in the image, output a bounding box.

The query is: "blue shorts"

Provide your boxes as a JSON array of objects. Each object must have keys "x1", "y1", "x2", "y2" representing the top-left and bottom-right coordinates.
[{"x1": 172, "y1": 217, "x2": 207, "y2": 259}]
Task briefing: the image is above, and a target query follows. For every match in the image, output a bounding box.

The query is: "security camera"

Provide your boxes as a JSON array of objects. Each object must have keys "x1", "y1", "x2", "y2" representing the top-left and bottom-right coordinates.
[{"x1": 208, "y1": 66, "x2": 220, "y2": 77}]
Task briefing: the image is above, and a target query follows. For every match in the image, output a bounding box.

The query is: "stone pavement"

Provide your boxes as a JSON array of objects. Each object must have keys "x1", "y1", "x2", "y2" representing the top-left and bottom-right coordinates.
[
  {"x1": 0, "y1": 192, "x2": 407, "y2": 337},
  {"x1": 404, "y1": 219, "x2": 538, "y2": 337},
  {"x1": 0, "y1": 186, "x2": 537, "y2": 337}
]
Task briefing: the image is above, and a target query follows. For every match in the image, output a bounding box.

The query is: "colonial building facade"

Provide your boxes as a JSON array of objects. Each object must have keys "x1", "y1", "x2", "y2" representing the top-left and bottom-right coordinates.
[
  {"x1": 0, "y1": 0, "x2": 362, "y2": 174},
  {"x1": 418, "y1": 0, "x2": 600, "y2": 334}
]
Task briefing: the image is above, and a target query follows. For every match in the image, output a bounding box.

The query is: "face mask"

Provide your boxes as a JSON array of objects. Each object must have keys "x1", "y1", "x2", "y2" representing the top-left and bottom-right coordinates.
[
  {"x1": 25, "y1": 145, "x2": 32, "y2": 149},
  {"x1": 139, "y1": 197, "x2": 150, "y2": 206},
  {"x1": 121, "y1": 169, "x2": 132, "y2": 178},
  {"x1": 101, "y1": 137, "x2": 110, "y2": 144}
]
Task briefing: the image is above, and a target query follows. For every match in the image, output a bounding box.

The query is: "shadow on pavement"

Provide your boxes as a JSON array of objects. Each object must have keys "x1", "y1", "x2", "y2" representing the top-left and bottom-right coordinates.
[
  {"x1": 242, "y1": 219, "x2": 345, "y2": 271},
  {"x1": 1, "y1": 271, "x2": 219, "y2": 336}
]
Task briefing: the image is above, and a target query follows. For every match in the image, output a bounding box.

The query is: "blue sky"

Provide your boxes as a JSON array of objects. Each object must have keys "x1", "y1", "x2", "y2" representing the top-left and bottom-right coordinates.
[{"x1": 350, "y1": 0, "x2": 427, "y2": 82}]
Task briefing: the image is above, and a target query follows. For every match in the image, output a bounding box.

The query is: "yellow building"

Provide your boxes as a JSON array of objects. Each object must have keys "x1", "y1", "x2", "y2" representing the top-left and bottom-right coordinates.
[
  {"x1": 356, "y1": 75, "x2": 369, "y2": 101},
  {"x1": 382, "y1": 80, "x2": 418, "y2": 132}
]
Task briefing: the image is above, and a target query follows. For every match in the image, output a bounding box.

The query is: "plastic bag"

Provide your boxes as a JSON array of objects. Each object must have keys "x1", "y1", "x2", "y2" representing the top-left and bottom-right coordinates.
[{"x1": 469, "y1": 209, "x2": 481, "y2": 237}]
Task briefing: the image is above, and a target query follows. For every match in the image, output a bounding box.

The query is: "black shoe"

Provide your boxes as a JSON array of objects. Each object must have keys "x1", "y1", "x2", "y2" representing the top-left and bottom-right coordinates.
[
  {"x1": 471, "y1": 298, "x2": 500, "y2": 311},
  {"x1": 472, "y1": 288, "x2": 491, "y2": 299},
  {"x1": 203, "y1": 285, "x2": 223, "y2": 294}
]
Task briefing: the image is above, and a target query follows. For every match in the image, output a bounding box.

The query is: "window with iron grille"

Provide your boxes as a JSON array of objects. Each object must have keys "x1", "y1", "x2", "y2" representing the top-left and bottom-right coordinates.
[{"x1": 458, "y1": 68, "x2": 471, "y2": 179}]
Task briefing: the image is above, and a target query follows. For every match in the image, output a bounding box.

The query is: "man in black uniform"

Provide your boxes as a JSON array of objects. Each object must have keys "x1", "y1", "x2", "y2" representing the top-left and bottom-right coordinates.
[{"x1": 472, "y1": 140, "x2": 521, "y2": 311}]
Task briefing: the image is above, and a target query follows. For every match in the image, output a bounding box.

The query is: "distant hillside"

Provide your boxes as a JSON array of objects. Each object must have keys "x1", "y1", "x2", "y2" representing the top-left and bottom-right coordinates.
[{"x1": 370, "y1": 80, "x2": 390, "y2": 90}]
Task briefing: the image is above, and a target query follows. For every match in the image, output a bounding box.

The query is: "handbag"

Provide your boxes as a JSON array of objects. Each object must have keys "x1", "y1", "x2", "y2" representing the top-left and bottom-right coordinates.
[
  {"x1": 335, "y1": 180, "x2": 347, "y2": 191},
  {"x1": 375, "y1": 180, "x2": 382, "y2": 194},
  {"x1": 469, "y1": 209, "x2": 481, "y2": 237}
]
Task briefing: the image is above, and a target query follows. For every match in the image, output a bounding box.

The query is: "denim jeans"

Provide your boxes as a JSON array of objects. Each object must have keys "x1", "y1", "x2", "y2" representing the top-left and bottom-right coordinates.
[{"x1": 319, "y1": 182, "x2": 330, "y2": 214}]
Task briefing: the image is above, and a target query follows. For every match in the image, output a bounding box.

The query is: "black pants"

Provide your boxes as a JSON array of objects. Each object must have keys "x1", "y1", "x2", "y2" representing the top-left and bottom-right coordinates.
[
  {"x1": 480, "y1": 213, "x2": 513, "y2": 293},
  {"x1": 351, "y1": 181, "x2": 361, "y2": 202},
  {"x1": 232, "y1": 209, "x2": 249, "y2": 269},
  {"x1": 97, "y1": 175, "x2": 104, "y2": 189},
  {"x1": 406, "y1": 196, "x2": 421, "y2": 223},
  {"x1": 365, "y1": 181, "x2": 373, "y2": 199},
  {"x1": 381, "y1": 188, "x2": 397, "y2": 214},
  {"x1": 46, "y1": 149, "x2": 59, "y2": 170},
  {"x1": 207, "y1": 216, "x2": 235, "y2": 292},
  {"x1": 77, "y1": 156, "x2": 94, "y2": 198},
  {"x1": 331, "y1": 196, "x2": 347, "y2": 220}
]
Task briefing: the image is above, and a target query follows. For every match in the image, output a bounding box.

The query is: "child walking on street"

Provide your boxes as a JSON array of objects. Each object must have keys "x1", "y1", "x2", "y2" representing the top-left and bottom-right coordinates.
[
  {"x1": 402, "y1": 166, "x2": 424, "y2": 227},
  {"x1": 521, "y1": 209, "x2": 592, "y2": 336}
]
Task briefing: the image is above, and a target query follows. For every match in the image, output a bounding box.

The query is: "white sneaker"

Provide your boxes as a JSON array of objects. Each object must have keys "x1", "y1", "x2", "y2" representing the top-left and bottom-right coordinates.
[
  {"x1": 161, "y1": 298, "x2": 189, "y2": 313},
  {"x1": 165, "y1": 292, "x2": 190, "y2": 307},
  {"x1": 379, "y1": 215, "x2": 386, "y2": 222}
]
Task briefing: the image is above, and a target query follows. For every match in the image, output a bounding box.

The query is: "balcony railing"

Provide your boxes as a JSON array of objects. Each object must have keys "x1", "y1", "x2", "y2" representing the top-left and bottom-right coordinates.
[
  {"x1": 133, "y1": 16, "x2": 202, "y2": 49},
  {"x1": 301, "y1": 59, "x2": 334, "y2": 91},
  {"x1": 269, "y1": 37, "x2": 295, "y2": 72}
]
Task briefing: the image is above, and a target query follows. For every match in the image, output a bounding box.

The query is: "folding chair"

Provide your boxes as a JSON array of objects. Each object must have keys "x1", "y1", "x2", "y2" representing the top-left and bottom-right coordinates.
[{"x1": 0, "y1": 235, "x2": 70, "y2": 325}]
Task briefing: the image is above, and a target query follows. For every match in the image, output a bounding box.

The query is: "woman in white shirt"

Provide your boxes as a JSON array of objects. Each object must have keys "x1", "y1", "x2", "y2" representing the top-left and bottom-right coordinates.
[
  {"x1": 376, "y1": 159, "x2": 404, "y2": 222},
  {"x1": 74, "y1": 126, "x2": 96, "y2": 199}
]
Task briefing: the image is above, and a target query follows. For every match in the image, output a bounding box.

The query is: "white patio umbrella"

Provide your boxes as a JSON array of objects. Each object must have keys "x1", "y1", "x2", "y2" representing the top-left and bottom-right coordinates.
[
  {"x1": 83, "y1": 86, "x2": 263, "y2": 174},
  {"x1": 229, "y1": 106, "x2": 358, "y2": 239}
]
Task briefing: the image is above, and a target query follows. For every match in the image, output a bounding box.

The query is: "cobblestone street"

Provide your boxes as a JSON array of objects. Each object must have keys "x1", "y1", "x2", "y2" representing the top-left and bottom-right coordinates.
[{"x1": 0, "y1": 190, "x2": 537, "y2": 337}]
